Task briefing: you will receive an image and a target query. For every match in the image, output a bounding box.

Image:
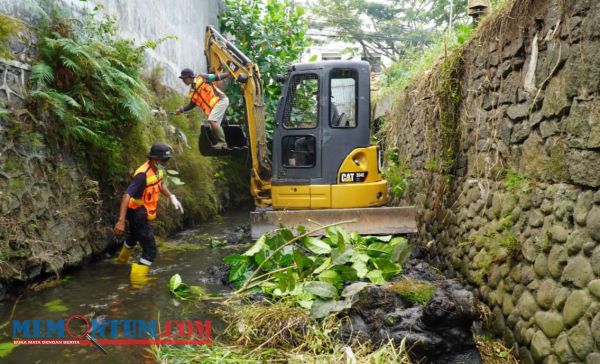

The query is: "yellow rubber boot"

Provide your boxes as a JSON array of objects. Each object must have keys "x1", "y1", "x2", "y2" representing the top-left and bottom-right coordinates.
[
  {"x1": 130, "y1": 263, "x2": 150, "y2": 288},
  {"x1": 116, "y1": 245, "x2": 132, "y2": 263}
]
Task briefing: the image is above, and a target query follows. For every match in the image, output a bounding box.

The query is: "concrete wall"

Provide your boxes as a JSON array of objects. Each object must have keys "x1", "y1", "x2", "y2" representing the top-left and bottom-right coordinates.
[
  {"x1": 0, "y1": 0, "x2": 221, "y2": 91},
  {"x1": 379, "y1": 0, "x2": 600, "y2": 362}
]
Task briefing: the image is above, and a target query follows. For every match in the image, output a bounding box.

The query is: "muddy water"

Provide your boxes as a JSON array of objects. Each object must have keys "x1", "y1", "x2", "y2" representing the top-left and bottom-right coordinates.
[{"x1": 0, "y1": 213, "x2": 248, "y2": 364}]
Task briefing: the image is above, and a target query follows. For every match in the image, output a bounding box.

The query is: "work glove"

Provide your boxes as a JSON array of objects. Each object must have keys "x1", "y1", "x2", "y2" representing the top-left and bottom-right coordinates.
[{"x1": 169, "y1": 195, "x2": 184, "y2": 214}]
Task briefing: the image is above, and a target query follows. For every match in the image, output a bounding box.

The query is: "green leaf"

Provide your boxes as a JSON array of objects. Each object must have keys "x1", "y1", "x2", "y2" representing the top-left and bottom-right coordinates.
[
  {"x1": 43, "y1": 299, "x2": 69, "y2": 312},
  {"x1": 341, "y1": 282, "x2": 371, "y2": 297},
  {"x1": 303, "y1": 237, "x2": 332, "y2": 254},
  {"x1": 373, "y1": 258, "x2": 401, "y2": 280},
  {"x1": 224, "y1": 254, "x2": 250, "y2": 282},
  {"x1": 312, "y1": 257, "x2": 332, "y2": 274},
  {"x1": 391, "y1": 239, "x2": 412, "y2": 264},
  {"x1": 244, "y1": 234, "x2": 267, "y2": 256},
  {"x1": 333, "y1": 265, "x2": 358, "y2": 281},
  {"x1": 309, "y1": 54, "x2": 317, "y2": 62},
  {"x1": 293, "y1": 249, "x2": 313, "y2": 274},
  {"x1": 304, "y1": 281, "x2": 338, "y2": 298},
  {"x1": 169, "y1": 277, "x2": 208, "y2": 301},
  {"x1": 366, "y1": 242, "x2": 393, "y2": 258},
  {"x1": 350, "y1": 251, "x2": 370, "y2": 278},
  {"x1": 275, "y1": 269, "x2": 296, "y2": 293},
  {"x1": 317, "y1": 270, "x2": 341, "y2": 285},
  {"x1": 366, "y1": 270, "x2": 386, "y2": 284},
  {"x1": 310, "y1": 299, "x2": 336, "y2": 318},
  {"x1": 331, "y1": 246, "x2": 354, "y2": 266},
  {"x1": 364, "y1": 235, "x2": 392, "y2": 243},
  {"x1": 352, "y1": 261, "x2": 369, "y2": 278},
  {"x1": 310, "y1": 297, "x2": 352, "y2": 318},
  {"x1": 497, "y1": 351, "x2": 509, "y2": 358},
  {"x1": 0, "y1": 343, "x2": 18, "y2": 358},
  {"x1": 169, "y1": 273, "x2": 183, "y2": 292},
  {"x1": 168, "y1": 176, "x2": 184, "y2": 186},
  {"x1": 325, "y1": 226, "x2": 340, "y2": 246},
  {"x1": 298, "y1": 300, "x2": 313, "y2": 309},
  {"x1": 280, "y1": 228, "x2": 294, "y2": 242}
]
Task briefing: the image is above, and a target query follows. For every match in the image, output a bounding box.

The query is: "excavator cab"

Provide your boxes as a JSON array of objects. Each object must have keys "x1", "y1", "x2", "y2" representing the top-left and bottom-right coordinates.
[{"x1": 271, "y1": 61, "x2": 387, "y2": 209}]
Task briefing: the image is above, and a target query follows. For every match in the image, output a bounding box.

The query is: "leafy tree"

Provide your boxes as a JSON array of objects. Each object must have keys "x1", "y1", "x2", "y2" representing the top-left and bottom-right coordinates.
[
  {"x1": 310, "y1": 0, "x2": 468, "y2": 62},
  {"x1": 218, "y1": 0, "x2": 310, "y2": 137}
]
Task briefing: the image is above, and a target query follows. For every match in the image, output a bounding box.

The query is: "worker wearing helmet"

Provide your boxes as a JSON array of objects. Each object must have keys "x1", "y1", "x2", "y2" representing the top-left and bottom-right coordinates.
[
  {"x1": 113, "y1": 143, "x2": 184, "y2": 287},
  {"x1": 175, "y1": 68, "x2": 232, "y2": 149}
]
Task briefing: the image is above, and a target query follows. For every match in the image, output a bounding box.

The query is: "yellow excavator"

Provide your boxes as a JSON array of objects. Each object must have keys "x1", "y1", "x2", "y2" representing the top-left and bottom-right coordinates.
[{"x1": 201, "y1": 26, "x2": 416, "y2": 237}]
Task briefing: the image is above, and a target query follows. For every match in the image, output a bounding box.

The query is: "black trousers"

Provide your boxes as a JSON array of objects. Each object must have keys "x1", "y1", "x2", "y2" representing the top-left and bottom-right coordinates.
[{"x1": 126, "y1": 207, "x2": 157, "y2": 264}]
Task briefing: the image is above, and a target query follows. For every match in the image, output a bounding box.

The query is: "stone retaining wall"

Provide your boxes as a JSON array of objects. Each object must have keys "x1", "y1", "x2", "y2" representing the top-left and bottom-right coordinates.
[
  {"x1": 0, "y1": 26, "x2": 105, "y2": 296},
  {"x1": 379, "y1": 1, "x2": 600, "y2": 362}
]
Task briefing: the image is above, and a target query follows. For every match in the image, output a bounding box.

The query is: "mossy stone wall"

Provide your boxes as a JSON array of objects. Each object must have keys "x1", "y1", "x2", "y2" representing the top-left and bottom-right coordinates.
[{"x1": 380, "y1": 1, "x2": 600, "y2": 362}]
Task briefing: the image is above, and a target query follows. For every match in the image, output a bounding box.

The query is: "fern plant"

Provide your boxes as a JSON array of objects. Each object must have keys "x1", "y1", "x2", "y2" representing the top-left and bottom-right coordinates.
[{"x1": 29, "y1": 4, "x2": 152, "y2": 190}]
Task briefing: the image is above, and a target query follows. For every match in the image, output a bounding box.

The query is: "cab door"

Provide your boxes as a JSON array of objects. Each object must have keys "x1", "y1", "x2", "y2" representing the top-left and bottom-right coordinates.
[{"x1": 272, "y1": 71, "x2": 323, "y2": 208}]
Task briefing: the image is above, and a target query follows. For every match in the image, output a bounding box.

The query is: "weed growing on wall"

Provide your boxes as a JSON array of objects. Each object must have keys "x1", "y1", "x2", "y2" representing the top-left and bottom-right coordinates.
[
  {"x1": 384, "y1": 149, "x2": 413, "y2": 200},
  {"x1": 0, "y1": 13, "x2": 21, "y2": 59},
  {"x1": 437, "y1": 47, "x2": 464, "y2": 193}
]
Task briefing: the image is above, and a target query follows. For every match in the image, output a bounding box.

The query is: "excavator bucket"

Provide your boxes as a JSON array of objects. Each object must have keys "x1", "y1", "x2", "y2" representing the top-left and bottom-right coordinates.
[
  {"x1": 199, "y1": 124, "x2": 248, "y2": 156},
  {"x1": 250, "y1": 206, "x2": 418, "y2": 238}
]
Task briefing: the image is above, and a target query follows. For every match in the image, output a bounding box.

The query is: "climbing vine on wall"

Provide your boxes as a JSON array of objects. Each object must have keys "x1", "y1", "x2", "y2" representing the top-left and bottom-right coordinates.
[{"x1": 437, "y1": 48, "x2": 464, "y2": 193}]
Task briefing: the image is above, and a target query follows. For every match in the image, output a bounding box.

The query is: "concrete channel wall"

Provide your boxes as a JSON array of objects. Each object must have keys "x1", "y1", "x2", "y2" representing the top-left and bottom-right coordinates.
[{"x1": 378, "y1": 0, "x2": 600, "y2": 362}]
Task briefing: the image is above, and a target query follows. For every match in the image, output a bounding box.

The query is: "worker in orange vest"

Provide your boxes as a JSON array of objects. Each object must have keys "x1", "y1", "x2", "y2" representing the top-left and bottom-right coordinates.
[
  {"x1": 113, "y1": 143, "x2": 184, "y2": 286},
  {"x1": 175, "y1": 68, "x2": 232, "y2": 149}
]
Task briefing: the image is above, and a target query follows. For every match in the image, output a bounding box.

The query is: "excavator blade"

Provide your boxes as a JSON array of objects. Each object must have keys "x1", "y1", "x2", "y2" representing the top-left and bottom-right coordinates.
[{"x1": 250, "y1": 206, "x2": 417, "y2": 238}]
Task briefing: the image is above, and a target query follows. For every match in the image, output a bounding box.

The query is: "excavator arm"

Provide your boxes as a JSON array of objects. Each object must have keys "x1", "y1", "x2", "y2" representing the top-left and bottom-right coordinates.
[{"x1": 204, "y1": 26, "x2": 272, "y2": 207}]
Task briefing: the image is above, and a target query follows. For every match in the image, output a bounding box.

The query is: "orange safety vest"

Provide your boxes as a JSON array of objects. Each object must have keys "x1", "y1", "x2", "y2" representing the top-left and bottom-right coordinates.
[
  {"x1": 189, "y1": 75, "x2": 222, "y2": 115},
  {"x1": 128, "y1": 161, "x2": 165, "y2": 221}
]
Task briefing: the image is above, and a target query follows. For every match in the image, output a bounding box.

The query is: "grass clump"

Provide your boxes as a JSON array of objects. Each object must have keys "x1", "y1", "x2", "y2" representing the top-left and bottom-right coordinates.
[
  {"x1": 389, "y1": 277, "x2": 436, "y2": 305},
  {"x1": 501, "y1": 168, "x2": 530, "y2": 191},
  {"x1": 156, "y1": 238, "x2": 203, "y2": 252},
  {"x1": 378, "y1": 24, "x2": 473, "y2": 98},
  {"x1": 152, "y1": 299, "x2": 412, "y2": 363},
  {"x1": 384, "y1": 149, "x2": 413, "y2": 201},
  {"x1": 0, "y1": 14, "x2": 22, "y2": 59},
  {"x1": 475, "y1": 336, "x2": 519, "y2": 364}
]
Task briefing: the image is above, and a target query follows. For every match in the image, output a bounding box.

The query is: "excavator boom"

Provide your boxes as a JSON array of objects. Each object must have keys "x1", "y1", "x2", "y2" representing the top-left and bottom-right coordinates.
[{"x1": 204, "y1": 26, "x2": 272, "y2": 207}]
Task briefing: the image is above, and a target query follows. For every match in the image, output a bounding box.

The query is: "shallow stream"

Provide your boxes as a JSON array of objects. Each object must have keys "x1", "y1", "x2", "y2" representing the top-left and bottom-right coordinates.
[{"x1": 0, "y1": 212, "x2": 249, "y2": 363}]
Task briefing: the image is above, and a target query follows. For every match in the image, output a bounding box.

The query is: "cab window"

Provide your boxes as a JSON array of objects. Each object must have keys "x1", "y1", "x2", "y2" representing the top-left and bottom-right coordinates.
[
  {"x1": 283, "y1": 74, "x2": 319, "y2": 129},
  {"x1": 282, "y1": 135, "x2": 316, "y2": 168},
  {"x1": 330, "y1": 69, "x2": 357, "y2": 128}
]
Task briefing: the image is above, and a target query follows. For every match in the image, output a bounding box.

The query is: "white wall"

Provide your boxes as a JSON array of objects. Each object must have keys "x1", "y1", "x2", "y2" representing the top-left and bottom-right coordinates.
[{"x1": 0, "y1": 0, "x2": 222, "y2": 92}]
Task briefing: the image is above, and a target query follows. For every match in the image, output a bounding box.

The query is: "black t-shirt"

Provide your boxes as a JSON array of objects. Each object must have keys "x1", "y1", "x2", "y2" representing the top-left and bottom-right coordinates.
[{"x1": 126, "y1": 173, "x2": 146, "y2": 199}]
